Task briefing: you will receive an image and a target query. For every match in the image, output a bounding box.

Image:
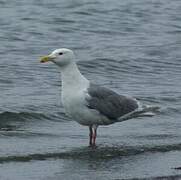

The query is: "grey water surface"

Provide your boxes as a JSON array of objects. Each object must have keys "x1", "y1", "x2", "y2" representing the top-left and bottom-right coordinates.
[{"x1": 0, "y1": 0, "x2": 181, "y2": 179}]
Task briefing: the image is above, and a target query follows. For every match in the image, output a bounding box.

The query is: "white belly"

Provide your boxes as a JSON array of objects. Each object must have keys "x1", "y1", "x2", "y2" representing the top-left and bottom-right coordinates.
[{"x1": 62, "y1": 90, "x2": 109, "y2": 126}]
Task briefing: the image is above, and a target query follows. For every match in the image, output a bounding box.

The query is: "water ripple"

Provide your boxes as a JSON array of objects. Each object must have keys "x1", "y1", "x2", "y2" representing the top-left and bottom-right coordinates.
[{"x1": 1, "y1": 143, "x2": 181, "y2": 163}]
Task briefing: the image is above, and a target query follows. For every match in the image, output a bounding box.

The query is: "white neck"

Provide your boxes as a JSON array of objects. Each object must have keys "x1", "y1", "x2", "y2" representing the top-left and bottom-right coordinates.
[{"x1": 58, "y1": 61, "x2": 89, "y2": 90}]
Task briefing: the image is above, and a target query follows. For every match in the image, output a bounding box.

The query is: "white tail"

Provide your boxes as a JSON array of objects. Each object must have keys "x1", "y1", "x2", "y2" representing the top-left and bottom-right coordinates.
[{"x1": 117, "y1": 105, "x2": 160, "y2": 122}]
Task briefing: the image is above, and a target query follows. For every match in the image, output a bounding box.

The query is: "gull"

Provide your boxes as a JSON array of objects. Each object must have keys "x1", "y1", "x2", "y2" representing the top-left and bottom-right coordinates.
[{"x1": 40, "y1": 48, "x2": 159, "y2": 147}]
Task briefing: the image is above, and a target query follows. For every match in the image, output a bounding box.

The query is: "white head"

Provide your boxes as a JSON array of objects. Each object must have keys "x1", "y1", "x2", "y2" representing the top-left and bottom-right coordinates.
[{"x1": 40, "y1": 48, "x2": 75, "y2": 67}]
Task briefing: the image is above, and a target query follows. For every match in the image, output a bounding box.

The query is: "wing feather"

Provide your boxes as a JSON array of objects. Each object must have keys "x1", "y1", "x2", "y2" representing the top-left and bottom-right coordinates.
[{"x1": 86, "y1": 84, "x2": 138, "y2": 120}]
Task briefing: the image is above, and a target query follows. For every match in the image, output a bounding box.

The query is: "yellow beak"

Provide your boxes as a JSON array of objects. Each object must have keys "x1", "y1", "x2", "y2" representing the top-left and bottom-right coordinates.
[{"x1": 40, "y1": 55, "x2": 51, "y2": 63}]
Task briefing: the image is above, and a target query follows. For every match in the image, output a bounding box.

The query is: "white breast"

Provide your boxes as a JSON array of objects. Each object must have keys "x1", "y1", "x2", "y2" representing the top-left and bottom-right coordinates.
[
  {"x1": 60, "y1": 62, "x2": 109, "y2": 126},
  {"x1": 62, "y1": 85, "x2": 89, "y2": 125},
  {"x1": 62, "y1": 84, "x2": 109, "y2": 126}
]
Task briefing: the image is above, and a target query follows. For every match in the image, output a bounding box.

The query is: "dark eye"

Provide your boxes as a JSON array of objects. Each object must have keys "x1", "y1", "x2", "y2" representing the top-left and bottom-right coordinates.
[{"x1": 59, "y1": 52, "x2": 63, "y2": 55}]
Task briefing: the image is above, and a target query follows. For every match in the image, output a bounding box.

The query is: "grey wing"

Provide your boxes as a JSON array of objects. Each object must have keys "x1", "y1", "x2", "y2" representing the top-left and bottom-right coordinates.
[{"x1": 86, "y1": 84, "x2": 138, "y2": 120}]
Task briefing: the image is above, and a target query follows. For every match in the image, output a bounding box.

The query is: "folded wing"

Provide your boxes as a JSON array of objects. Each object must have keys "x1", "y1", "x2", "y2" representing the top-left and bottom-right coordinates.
[{"x1": 86, "y1": 84, "x2": 139, "y2": 120}]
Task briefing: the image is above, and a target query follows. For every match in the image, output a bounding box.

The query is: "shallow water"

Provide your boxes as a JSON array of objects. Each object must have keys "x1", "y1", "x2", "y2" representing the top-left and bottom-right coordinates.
[{"x1": 0, "y1": 0, "x2": 181, "y2": 179}]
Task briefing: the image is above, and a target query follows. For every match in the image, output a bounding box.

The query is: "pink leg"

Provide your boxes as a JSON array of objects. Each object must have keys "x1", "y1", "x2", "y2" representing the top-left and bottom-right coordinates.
[
  {"x1": 89, "y1": 126, "x2": 93, "y2": 146},
  {"x1": 92, "y1": 126, "x2": 97, "y2": 147}
]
